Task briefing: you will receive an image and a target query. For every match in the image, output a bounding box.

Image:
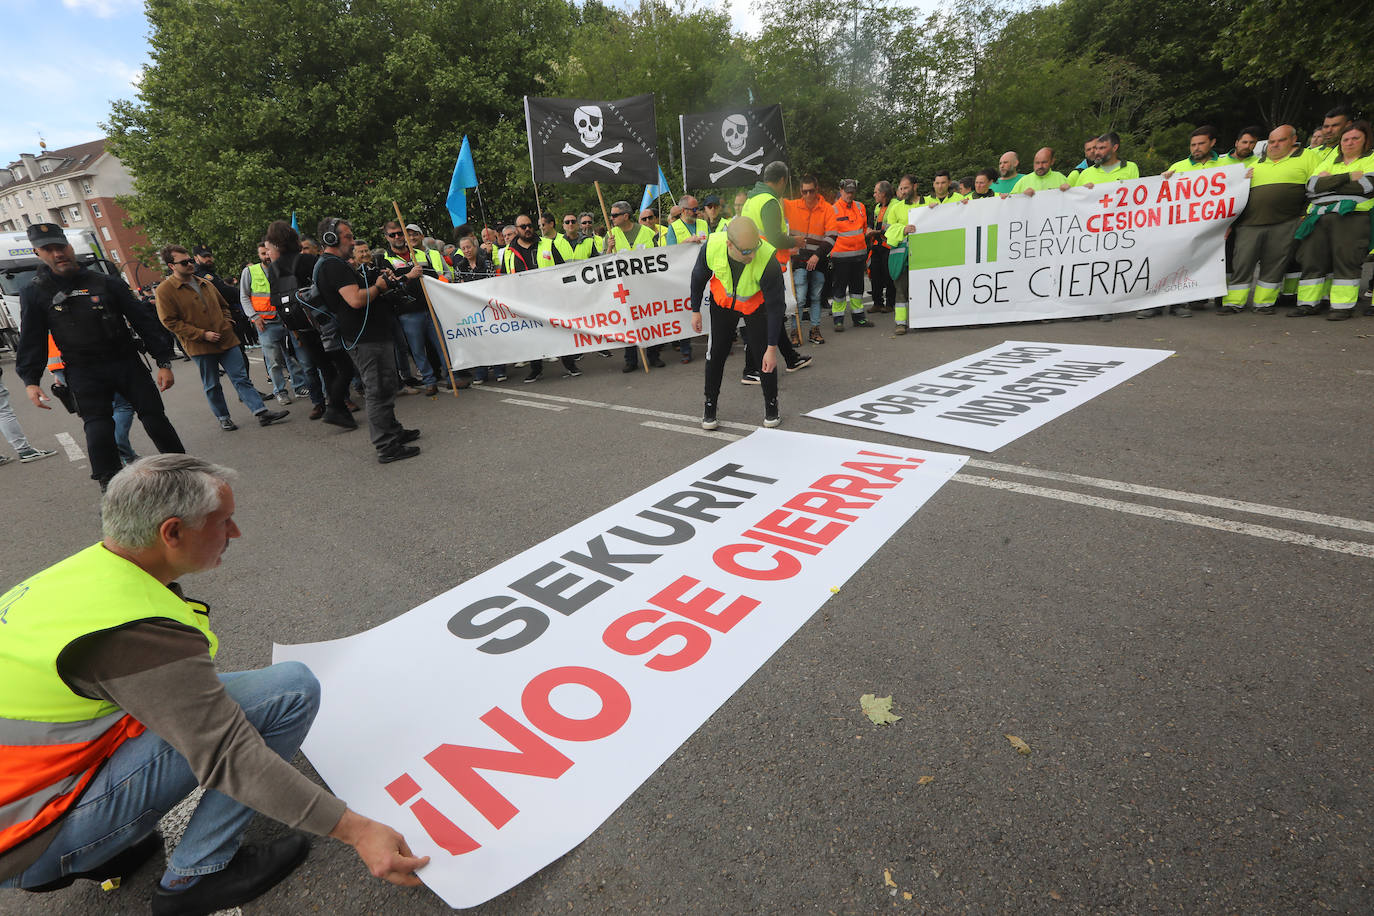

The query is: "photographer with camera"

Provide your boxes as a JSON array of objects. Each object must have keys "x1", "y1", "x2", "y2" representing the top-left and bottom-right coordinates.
[
  {"x1": 15, "y1": 223, "x2": 185, "y2": 491},
  {"x1": 315, "y1": 218, "x2": 423, "y2": 464},
  {"x1": 263, "y1": 221, "x2": 359, "y2": 429},
  {"x1": 376, "y1": 220, "x2": 452, "y2": 397}
]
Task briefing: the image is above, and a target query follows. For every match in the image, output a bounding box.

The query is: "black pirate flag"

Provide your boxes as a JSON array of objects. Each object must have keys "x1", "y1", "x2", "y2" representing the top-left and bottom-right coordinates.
[
  {"x1": 680, "y1": 105, "x2": 788, "y2": 188},
  {"x1": 525, "y1": 94, "x2": 659, "y2": 185}
]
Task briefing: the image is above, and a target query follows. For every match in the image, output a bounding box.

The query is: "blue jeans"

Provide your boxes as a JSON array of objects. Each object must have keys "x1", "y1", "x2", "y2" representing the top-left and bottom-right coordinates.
[
  {"x1": 258, "y1": 321, "x2": 310, "y2": 397},
  {"x1": 396, "y1": 311, "x2": 444, "y2": 386},
  {"x1": 793, "y1": 266, "x2": 825, "y2": 326},
  {"x1": 1, "y1": 663, "x2": 322, "y2": 889},
  {"x1": 113, "y1": 393, "x2": 137, "y2": 463},
  {"x1": 0, "y1": 374, "x2": 34, "y2": 455},
  {"x1": 191, "y1": 346, "x2": 267, "y2": 419}
]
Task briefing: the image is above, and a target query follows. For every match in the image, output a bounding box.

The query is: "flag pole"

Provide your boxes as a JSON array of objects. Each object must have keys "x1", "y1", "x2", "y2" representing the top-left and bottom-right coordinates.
[
  {"x1": 474, "y1": 180, "x2": 490, "y2": 232},
  {"x1": 596, "y1": 179, "x2": 649, "y2": 374},
  {"x1": 393, "y1": 200, "x2": 460, "y2": 397}
]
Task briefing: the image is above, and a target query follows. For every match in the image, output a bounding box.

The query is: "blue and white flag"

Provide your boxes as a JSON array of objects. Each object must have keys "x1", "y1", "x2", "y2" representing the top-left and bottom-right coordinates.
[
  {"x1": 447, "y1": 136, "x2": 478, "y2": 227},
  {"x1": 639, "y1": 166, "x2": 670, "y2": 213}
]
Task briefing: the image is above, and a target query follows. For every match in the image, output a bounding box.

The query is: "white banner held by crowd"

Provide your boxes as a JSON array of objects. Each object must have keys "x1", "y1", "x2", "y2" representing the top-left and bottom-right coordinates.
[
  {"x1": 807, "y1": 341, "x2": 1172, "y2": 451},
  {"x1": 425, "y1": 246, "x2": 694, "y2": 369},
  {"x1": 426, "y1": 245, "x2": 794, "y2": 369},
  {"x1": 273, "y1": 430, "x2": 966, "y2": 908},
  {"x1": 905, "y1": 165, "x2": 1250, "y2": 326}
]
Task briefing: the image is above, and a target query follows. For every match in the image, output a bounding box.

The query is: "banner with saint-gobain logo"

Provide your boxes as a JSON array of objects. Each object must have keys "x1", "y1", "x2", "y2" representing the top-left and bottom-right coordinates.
[
  {"x1": 904, "y1": 165, "x2": 1250, "y2": 326},
  {"x1": 424, "y1": 246, "x2": 795, "y2": 369}
]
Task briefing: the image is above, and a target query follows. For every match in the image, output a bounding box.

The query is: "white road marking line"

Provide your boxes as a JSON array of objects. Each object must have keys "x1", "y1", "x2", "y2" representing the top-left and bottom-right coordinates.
[
  {"x1": 474, "y1": 386, "x2": 757, "y2": 431},
  {"x1": 481, "y1": 385, "x2": 1374, "y2": 542},
  {"x1": 953, "y1": 474, "x2": 1374, "y2": 559},
  {"x1": 966, "y1": 458, "x2": 1374, "y2": 535},
  {"x1": 54, "y1": 432, "x2": 85, "y2": 462},
  {"x1": 502, "y1": 398, "x2": 568, "y2": 411},
  {"x1": 641, "y1": 420, "x2": 743, "y2": 442}
]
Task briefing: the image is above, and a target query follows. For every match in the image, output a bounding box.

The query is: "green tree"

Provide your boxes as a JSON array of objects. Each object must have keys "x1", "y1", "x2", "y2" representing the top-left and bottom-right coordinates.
[{"x1": 108, "y1": 0, "x2": 571, "y2": 265}]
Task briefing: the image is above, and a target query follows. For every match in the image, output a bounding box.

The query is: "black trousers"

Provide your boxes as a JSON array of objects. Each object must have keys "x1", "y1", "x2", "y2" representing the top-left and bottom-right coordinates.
[
  {"x1": 67, "y1": 357, "x2": 184, "y2": 484},
  {"x1": 704, "y1": 303, "x2": 777, "y2": 407},
  {"x1": 742, "y1": 322, "x2": 799, "y2": 375},
  {"x1": 868, "y1": 246, "x2": 894, "y2": 311},
  {"x1": 527, "y1": 355, "x2": 578, "y2": 378},
  {"x1": 293, "y1": 328, "x2": 355, "y2": 412},
  {"x1": 624, "y1": 344, "x2": 662, "y2": 368}
]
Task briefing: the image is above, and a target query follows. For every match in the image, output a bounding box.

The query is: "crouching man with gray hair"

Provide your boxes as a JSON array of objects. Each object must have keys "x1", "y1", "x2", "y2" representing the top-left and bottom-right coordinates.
[{"x1": 0, "y1": 455, "x2": 427, "y2": 913}]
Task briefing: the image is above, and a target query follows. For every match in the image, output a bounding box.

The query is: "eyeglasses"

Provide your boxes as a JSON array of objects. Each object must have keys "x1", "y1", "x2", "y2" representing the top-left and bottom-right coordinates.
[
  {"x1": 683, "y1": 206, "x2": 699, "y2": 212},
  {"x1": 516, "y1": 223, "x2": 532, "y2": 229},
  {"x1": 731, "y1": 243, "x2": 757, "y2": 256},
  {"x1": 643, "y1": 215, "x2": 657, "y2": 221},
  {"x1": 580, "y1": 220, "x2": 594, "y2": 225},
  {"x1": 386, "y1": 231, "x2": 403, "y2": 238},
  {"x1": 564, "y1": 218, "x2": 576, "y2": 224},
  {"x1": 171, "y1": 258, "x2": 194, "y2": 267},
  {"x1": 801, "y1": 188, "x2": 818, "y2": 195},
  {"x1": 610, "y1": 212, "x2": 625, "y2": 219}
]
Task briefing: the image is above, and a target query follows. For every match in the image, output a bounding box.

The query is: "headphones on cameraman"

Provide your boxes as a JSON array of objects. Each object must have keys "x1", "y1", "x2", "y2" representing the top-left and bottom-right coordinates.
[{"x1": 320, "y1": 217, "x2": 343, "y2": 248}]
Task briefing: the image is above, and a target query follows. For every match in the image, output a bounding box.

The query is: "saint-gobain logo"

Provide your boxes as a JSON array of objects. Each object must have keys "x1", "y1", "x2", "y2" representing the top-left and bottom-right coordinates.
[
  {"x1": 1152, "y1": 267, "x2": 1199, "y2": 294},
  {"x1": 455, "y1": 299, "x2": 519, "y2": 327}
]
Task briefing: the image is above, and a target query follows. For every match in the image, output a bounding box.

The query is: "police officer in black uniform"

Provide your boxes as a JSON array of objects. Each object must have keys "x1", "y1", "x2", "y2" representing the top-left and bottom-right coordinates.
[{"x1": 15, "y1": 223, "x2": 185, "y2": 489}]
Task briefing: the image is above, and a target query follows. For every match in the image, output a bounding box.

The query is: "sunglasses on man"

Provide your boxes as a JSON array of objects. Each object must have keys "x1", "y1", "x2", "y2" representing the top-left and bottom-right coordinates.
[{"x1": 171, "y1": 258, "x2": 195, "y2": 267}]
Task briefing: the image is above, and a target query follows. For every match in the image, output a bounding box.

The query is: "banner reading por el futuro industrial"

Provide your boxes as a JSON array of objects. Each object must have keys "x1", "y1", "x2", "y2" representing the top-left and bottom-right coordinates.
[
  {"x1": 807, "y1": 341, "x2": 1173, "y2": 451},
  {"x1": 274, "y1": 430, "x2": 967, "y2": 908},
  {"x1": 424, "y1": 245, "x2": 795, "y2": 369},
  {"x1": 905, "y1": 165, "x2": 1250, "y2": 326}
]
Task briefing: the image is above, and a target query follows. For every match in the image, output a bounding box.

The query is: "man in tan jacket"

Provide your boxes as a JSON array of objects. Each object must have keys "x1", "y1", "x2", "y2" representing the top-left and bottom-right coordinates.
[{"x1": 155, "y1": 245, "x2": 288, "y2": 431}]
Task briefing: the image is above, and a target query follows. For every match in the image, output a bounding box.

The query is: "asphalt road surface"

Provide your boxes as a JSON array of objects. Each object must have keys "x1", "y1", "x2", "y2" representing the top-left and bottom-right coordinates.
[{"x1": 2, "y1": 305, "x2": 1371, "y2": 915}]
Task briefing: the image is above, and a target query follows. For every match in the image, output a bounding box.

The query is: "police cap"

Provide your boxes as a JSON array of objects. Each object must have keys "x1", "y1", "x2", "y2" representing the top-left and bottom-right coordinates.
[{"x1": 27, "y1": 223, "x2": 68, "y2": 248}]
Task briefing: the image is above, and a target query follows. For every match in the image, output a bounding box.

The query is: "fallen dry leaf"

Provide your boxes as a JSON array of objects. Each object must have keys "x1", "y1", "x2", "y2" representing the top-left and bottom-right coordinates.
[
  {"x1": 884, "y1": 868, "x2": 897, "y2": 888},
  {"x1": 1050, "y1": 890, "x2": 1064, "y2": 901},
  {"x1": 918, "y1": 775, "x2": 935, "y2": 785},
  {"x1": 861, "y1": 694, "x2": 901, "y2": 726},
  {"x1": 903, "y1": 891, "x2": 913, "y2": 900},
  {"x1": 1005, "y1": 734, "x2": 1032, "y2": 755}
]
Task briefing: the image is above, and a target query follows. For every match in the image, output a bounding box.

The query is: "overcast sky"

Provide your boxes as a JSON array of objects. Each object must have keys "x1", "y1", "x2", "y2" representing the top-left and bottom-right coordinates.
[{"x1": 0, "y1": 0, "x2": 939, "y2": 166}]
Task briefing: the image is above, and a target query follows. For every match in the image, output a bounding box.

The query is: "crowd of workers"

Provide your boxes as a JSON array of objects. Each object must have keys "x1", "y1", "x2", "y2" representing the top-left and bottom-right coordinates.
[{"x1": 6, "y1": 106, "x2": 1373, "y2": 474}]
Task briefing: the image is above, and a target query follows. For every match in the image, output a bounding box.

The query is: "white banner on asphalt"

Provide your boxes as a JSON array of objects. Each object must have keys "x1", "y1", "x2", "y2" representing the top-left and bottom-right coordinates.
[
  {"x1": 273, "y1": 430, "x2": 966, "y2": 908},
  {"x1": 905, "y1": 165, "x2": 1249, "y2": 326},
  {"x1": 806, "y1": 341, "x2": 1173, "y2": 452},
  {"x1": 425, "y1": 245, "x2": 794, "y2": 370}
]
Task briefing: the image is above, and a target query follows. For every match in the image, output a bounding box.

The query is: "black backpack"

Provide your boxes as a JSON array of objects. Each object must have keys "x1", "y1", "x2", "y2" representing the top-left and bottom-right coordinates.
[{"x1": 266, "y1": 253, "x2": 316, "y2": 332}]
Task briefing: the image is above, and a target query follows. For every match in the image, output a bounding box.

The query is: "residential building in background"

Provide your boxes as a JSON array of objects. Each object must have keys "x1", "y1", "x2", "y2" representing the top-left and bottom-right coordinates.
[{"x1": 0, "y1": 139, "x2": 154, "y2": 289}]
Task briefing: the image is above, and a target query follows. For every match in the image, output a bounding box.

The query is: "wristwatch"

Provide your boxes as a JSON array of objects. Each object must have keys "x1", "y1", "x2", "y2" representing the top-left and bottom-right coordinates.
[{"x1": 156, "y1": 360, "x2": 172, "y2": 369}]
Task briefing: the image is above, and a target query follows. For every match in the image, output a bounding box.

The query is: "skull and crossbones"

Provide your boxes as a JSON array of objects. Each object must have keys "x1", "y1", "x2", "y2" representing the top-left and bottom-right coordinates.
[
  {"x1": 564, "y1": 105, "x2": 623, "y2": 177},
  {"x1": 709, "y1": 114, "x2": 764, "y2": 183}
]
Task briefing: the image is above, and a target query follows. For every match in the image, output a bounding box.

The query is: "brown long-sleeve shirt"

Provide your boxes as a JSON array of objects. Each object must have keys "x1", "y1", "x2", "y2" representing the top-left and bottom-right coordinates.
[
  {"x1": 0, "y1": 605, "x2": 345, "y2": 881},
  {"x1": 154, "y1": 272, "x2": 241, "y2": 356}
]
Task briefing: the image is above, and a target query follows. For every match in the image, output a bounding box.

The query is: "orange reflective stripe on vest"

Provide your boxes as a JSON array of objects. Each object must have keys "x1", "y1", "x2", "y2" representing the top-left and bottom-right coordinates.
[
  {"x1": 46, "y1": 335, "x2": 64, "y2": 372},
  {"x1": 830, "y1": 198, "x2": 868, "y2": 256},
  {"x1": 0, "y1": 712, "x2": 145, "y2": 851},
  {"x1": 709, "y1": 275, "x2": 764, "y2": 315}
]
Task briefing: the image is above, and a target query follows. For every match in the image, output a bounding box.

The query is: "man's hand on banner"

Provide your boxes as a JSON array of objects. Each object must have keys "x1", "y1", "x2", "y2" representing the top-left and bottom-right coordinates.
[
  {"x1": 691, "y1": 312, "x2": 703, "y2": 334},
  {"x1": 331, "y1": 808, "x2": 430, "y2": 887}
]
